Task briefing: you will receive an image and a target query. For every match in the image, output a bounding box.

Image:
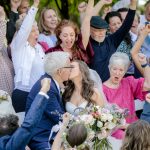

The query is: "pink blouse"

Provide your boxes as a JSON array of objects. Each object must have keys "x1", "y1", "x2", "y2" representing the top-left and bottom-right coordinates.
[{"x1": 103, "y1": 76, "x2": 146, "y2": 139}]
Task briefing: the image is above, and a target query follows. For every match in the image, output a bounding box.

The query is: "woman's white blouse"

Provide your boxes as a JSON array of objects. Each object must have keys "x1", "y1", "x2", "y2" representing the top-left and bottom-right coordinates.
[{"x1": 11, "y1": 6, "x2": 45, "y2": 92}]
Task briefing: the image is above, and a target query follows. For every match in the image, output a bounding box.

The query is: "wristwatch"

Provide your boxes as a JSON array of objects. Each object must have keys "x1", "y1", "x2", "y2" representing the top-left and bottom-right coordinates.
[{"x1": 141, "y1": 63, "x2": 148, "y2": 68}]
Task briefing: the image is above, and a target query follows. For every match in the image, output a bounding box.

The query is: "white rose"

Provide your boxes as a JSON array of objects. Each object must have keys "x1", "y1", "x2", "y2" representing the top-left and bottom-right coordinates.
[
  {"x1": 97, "y1": 121, "x2": 103, "y2": 128},
  {"x1": 86, "y1": 115, "x2": 94, "y2": 125},
  {"x1": 101, "y1": 114, "x2": 107, "y2": 122},
  {"x1": 107, "y1": 114, "x2": 113, "y2": 122},
  {"x1": 97, "y1": 133, "x2": 103, "y2": 140},
  {"x1": 90, "y1": 118, "x2": 96, "y2": 126}
]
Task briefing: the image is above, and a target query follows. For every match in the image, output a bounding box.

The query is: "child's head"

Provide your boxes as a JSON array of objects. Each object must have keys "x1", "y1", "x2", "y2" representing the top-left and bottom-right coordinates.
[
  {"x1": 121, "y1": 120, "x2": 150, "y2": 150},
  {"x1": 66, "y1": 123, "x2": 89, "y2": 150}
]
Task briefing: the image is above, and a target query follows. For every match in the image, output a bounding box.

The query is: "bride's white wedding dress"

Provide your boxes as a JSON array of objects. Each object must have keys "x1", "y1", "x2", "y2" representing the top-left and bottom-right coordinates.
[
  {"x1": 66, "y1": 101, "x2": 88, "y2": 116},
  {"x1": 65, "y1": 69, "x2": 122, "y2": 150}
]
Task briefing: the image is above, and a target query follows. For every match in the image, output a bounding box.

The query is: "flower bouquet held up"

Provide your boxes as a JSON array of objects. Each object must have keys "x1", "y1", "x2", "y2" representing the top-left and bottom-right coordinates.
[{"x1": 63, "y1": 104, "x2": 129, "y2": 150}]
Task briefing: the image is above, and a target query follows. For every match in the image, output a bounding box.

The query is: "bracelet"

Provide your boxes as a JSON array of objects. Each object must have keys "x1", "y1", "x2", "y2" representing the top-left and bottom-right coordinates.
[{"x1": 141, "y1": 63, "x2": 148, "y2": 68}]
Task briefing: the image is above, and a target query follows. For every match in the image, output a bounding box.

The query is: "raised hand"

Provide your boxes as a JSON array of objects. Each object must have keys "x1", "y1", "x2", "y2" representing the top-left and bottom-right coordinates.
[
  {"x1": 101, "y1": 0, "x2": 113, "y2": 5},
  {"x1": 33, "y1": 0, "x2": 40, "y2": 8},
  {"x1": 0, "y1": 6, "x2": 5, "y2": 20},
  {"x1": 146, "y1": 93, "x2": 150, "y2": 103},
  {"x1": 129, "y1": 0, "x2": 137, "y2": 10},
  {"x1": 78, "y1": 1, "x2": 87, "y2": 13},
  {"x1": 139, "y1": 24, "x2": 150, "y2": 37},
  {"x1": 40, "y1": 78, "x2": 51, "y2": 93},
  {"x1": 86, "y1": 0, "x2": 94, "y2": 16},
  {"x1": 10, "y1": 0, "x2": 21, "y2": 12},
  {"x1": 138, "y1": 53, "x2": 147, "y2": 65},
  {"x1": 62, "y1": 112, "x2": 71, "y2": 126}
]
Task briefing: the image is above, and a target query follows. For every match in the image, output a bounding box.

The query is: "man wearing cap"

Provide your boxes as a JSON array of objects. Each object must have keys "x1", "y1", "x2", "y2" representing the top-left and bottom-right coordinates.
[{"x1": 87, "y1": 0, "x2": 137, "y2": 82}]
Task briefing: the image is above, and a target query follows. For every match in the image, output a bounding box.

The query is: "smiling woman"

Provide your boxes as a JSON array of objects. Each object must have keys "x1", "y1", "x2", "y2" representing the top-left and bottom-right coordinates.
[
  {"x1": 45, "y1": 0, "x2": 94, "y2": 64},
  {"x1": 38, "y1": 7, "x2": 60, "y2": 51}
]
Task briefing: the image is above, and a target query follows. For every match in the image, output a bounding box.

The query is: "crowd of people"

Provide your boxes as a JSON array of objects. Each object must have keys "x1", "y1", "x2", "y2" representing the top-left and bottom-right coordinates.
[{"x1": 0, "y1": 0, "x2": 150, "y2": 149}]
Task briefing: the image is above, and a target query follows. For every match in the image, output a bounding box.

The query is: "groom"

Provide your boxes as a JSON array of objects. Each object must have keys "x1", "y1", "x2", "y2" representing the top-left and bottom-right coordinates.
[{"x1": 25, "y1": 52, "x2": 72, "y2": 150}]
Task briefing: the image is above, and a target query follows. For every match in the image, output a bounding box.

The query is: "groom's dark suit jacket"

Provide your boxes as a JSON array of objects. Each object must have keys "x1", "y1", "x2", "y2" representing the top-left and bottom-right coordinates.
[{"x1": 25, "y1": 73, "x2": 65, "y2": 150}]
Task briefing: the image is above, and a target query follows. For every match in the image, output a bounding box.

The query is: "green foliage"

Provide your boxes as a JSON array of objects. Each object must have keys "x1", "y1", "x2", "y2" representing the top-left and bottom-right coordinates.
[{"x1": 0, "y1": 0, "x2": 130, "y2": 23}]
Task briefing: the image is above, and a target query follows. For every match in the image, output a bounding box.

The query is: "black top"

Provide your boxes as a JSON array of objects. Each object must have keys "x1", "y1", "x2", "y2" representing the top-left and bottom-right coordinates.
[
  {"x1": 88, "y1": 9, "x2": 136, "y2": 82},
  {"x1": 6, "y1": 11, "x2": 19, "y2": 44}
]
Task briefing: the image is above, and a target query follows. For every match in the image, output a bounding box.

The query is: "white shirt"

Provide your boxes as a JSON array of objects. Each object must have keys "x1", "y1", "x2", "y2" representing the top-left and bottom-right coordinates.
[
  {"x1": 53, "y1": 79, "x2": 60, "y2": 94},
  {"x1": 11, "y1": 6, "x2": 45, "y2": 92}
]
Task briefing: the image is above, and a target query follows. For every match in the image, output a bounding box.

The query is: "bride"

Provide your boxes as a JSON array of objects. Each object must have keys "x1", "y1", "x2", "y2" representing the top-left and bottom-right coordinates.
[
  {"x1": 50, "y1": 60, "x2": 122, "y2": 150},
  {"x1": 62, "y1": 60, "x2": 106, "y2": 115},
  {"x1": 62, "y1": 60, "x2": 122, "y2": 150}
]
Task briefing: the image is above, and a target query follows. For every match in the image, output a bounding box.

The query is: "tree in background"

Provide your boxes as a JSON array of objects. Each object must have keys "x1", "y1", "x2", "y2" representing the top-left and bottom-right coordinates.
[{"x1": 0, "y1": 0, "x2": 143, "y2": 23}]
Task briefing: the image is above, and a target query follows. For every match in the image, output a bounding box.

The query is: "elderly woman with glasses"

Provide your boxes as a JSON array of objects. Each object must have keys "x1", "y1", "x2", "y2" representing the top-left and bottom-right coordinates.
[{"x1": 103, "y1": 52, "x2": 150, "y2": 140}]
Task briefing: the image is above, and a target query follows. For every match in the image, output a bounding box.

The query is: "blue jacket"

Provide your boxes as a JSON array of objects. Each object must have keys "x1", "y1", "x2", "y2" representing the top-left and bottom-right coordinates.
[
  {"x1": 25, "y1": 73, "x2": 65, "y2": 149},
  {"x1": 141, "y1": 101, "x2": 150, "y2": 123},
  {"x1": 0, "y1": 94, "x2": 48, "y2": 150}
]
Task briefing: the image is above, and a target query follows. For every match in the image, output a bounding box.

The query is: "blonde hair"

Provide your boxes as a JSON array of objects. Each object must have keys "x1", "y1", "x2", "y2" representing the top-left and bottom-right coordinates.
[
  {"x1": 121, "y1": 120, "x2": 150, "y2": 150},
  {"x1": 38, "y1": 7, "x2": 60, "y2": 35}
]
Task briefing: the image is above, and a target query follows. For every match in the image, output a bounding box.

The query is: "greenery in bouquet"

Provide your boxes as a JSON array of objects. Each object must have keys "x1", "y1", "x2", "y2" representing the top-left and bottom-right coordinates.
[{"x1": 62, "y1": 104, "x2": 129, "y2": 150}]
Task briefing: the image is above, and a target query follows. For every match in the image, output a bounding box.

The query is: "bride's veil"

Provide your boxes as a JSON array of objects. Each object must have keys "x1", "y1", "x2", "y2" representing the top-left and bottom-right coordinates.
[{"x1": 89, "y1": 69, "x2": 107, "y2": 104}]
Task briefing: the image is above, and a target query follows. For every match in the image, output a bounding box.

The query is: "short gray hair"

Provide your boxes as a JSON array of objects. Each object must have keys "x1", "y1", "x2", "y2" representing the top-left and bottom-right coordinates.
[
  {"x1": 109, "y1": 52, "x2": 130, "y2": 72},
  {"x1": 44, "y1": 51, "x2": 70, "y2": 76}
]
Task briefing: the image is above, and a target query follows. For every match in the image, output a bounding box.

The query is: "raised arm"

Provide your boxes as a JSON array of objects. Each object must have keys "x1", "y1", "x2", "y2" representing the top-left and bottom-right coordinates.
[
  {"x1": 0, "y1": 6, "x2": 6, "y2": 50},
  {"x1": 78, "y1": 0, "x2": 112, "y2": 22},
  {"x1": 92, "y1": 0, "x2": 112, "y2": 16},
  {"x1": 138, "y1": 53, "x2": 150, "y2": 91},
  {"x1": 51, "y1": 113, "x2": 70, "y2": 150},
  {"x1": 81, "y1": 0, "x2": 94, "y2": 49},
  {"x1": 10, "y1": 0, "x2": 39, "y2": 50},
  {"x1": 6, "y1": 78, "x2": 51, "y2": 150},
  {"x1": 81, "y1": 0, "x2": 113, "y2": 49},
  {"x1": 130, "y1": 25, "x2": 150, "y2": 75},
  {"x1": 110, "y1": 0, "x2": 136, "y2": 48}
]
